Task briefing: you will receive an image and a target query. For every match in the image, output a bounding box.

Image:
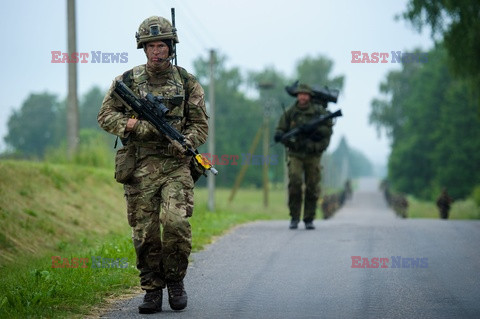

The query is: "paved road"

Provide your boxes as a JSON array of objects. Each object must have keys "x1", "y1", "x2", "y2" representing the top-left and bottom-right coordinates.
[{"x1": 102, "y1": 178, "x2": 480, "y2": 318}]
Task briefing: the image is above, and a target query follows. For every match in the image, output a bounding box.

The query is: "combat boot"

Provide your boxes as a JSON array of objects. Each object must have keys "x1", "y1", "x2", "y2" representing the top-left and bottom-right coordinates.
[
  {"x1": 305, "y1": 221, "x2": 315, "y2": 230},
  {"x1": 138, "y1": 289, "x2": 162, "y2": 314},
  {"x1": 167, "y1": 280, "x2": 187, "y2": 311},
  {"x1": 289, "y1": 219, "x2": 299, "y2": 229}
]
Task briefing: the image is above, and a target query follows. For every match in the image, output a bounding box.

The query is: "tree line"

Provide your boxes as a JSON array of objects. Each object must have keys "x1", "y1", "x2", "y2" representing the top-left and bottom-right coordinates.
[
  {"x1": 369, "y1": 45, "x2": 479, "y2": 200},
  {"x1": 369, "y1": 0, "x2": 480, "y2": 201}
]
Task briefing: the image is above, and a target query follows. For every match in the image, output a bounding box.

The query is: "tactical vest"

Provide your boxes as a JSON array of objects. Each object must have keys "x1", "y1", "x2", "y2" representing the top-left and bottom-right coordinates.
[
  {"x1": 285, "y1": 102, "x2": 330, "y2": 156},
  {"x1": 118, "y1": 65, "x2": 206, "y2": 182},
  {"x1": 285, "y1": 103, "x2": 325, "y2": 130},
  {"x1": 121, "y1": 64, "x2": 190, "y2": 148}
]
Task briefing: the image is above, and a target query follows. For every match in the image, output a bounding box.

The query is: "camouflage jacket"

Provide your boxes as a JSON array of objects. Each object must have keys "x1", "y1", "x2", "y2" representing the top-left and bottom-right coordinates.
[
  {"x1": 97, "y1": 63, "x2": 208, "y2": 154},
  {"x1": 276, "y1": 101, "x2": 333, "y2": 157},
  {"x1": 436, "y1": 192, "x2": 452, "y2": 209}
]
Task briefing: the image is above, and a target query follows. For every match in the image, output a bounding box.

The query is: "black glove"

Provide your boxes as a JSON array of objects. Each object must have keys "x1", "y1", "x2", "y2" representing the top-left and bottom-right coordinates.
[
  {"x1": 274, "y1": 132, "x2": 284, "y2": 143},
  {"x1": 309, "y1": 131, "x2": 323, "y2": 142}
]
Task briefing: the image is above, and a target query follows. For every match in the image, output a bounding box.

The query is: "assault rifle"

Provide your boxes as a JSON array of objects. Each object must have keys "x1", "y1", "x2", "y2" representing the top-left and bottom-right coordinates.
[
  {"x1": 113, "y1": 80, "x2": 218, "y2": 176},
  {"x1": 274, "y1": 109, "x2": 343, "y2": 145},
  {"x1": 286, "y1": 80, "x2": 339, "y2": 106}
]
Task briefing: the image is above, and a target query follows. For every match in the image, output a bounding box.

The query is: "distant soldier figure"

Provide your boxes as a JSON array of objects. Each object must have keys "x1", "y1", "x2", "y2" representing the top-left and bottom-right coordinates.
[
  {"x1": 344, "y1": 179, "x2": 353, "y2": 200},
  {"x1": 436, "y1": 188, "x2": 453, "y2": 219},
  {"x1": 380, "y1": 179, "x2": 392, "y2": 206},
  {"x1": 274, "y1": 83, "x2": 333, "y2": 230},
  {"x1": 395, "y1": 194, "x2": 408, "y2": 218}
]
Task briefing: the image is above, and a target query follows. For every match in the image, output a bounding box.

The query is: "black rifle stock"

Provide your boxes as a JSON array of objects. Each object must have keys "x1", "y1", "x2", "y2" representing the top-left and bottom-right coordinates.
[
  {"x1": 277, "y1": 109, "x2": 342, "y2": 145},
  {"x1": 113, "y1": 80, "x2": 218, "y2": 176}
]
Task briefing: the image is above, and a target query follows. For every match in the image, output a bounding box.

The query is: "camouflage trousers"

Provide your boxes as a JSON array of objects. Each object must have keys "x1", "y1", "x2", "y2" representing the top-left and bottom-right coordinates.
[
  {"x1": 439, "y1": 207, "x2": 450, "y2": 219},
  {"x1": 287, "y1": 154, "x2": 322, "y2": 223},
  {"x1": 124, "y1": 153, "x2": 194, "y2": 291}
]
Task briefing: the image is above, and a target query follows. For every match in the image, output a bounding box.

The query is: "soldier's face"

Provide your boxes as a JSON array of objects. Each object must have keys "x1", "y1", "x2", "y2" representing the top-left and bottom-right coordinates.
[
  {"x1": 145, "y1": 41, "x2": 169, "y2": 65},
  {"x1": 297, "y1": 93, "x2": 311, "y2": 107}
]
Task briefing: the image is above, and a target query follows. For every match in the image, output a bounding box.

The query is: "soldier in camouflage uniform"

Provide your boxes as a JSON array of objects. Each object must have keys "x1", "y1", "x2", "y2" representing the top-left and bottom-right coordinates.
[
  {"x1": 97, "y1": 16, "x2": 208, "y2": 314},
  {"x1": 274, "y1": 83, "x2": 333, "y2": 230},
  {"x1": 436, "y1": 188, "x2": 453, "y2": 219}
]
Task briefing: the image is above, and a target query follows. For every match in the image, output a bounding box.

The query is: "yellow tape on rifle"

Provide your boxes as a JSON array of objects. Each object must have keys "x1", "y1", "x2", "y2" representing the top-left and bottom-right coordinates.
[{"x1": 195, "y1": 154, "x2": 212, "y2": 169}]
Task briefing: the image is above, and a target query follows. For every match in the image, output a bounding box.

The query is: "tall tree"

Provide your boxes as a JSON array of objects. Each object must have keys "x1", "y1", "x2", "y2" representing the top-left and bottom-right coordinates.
[
  {"x1": 402, "y1": 0, "x2": 480, "y2": 111},
  {"x1": 433, "y1": 77, "x2": 480, "y2": 199},
  {"x1": 79, "y1": 86, "x2": 105, "y2": 130},
  {"x1": 295, "y1": 54, "x2": 345, "y2": 91},
  {"x1": 5, "y1": 92, "x2": 60, "y2": 158},
  {"x1": 370, "y1": 45, "x2": 480, "y2": 199},
  {"x1": 247, "y1": 66, "x2": 291, "y2": 118},
  {"x1": 194, "y1": 53, "x2": 263, "y2": 187},
  {"x1": 247, "y1": 67, "x2": 291, "y2": 184}
]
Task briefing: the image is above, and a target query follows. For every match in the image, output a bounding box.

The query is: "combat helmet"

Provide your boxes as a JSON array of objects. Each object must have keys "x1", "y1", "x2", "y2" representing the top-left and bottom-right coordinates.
[
  {"x1": 135, "y1": 16, "x2": 179, "y2": 51},
  {"x1": 294, "y1": 83, "x2": 313, "y2": 96}
]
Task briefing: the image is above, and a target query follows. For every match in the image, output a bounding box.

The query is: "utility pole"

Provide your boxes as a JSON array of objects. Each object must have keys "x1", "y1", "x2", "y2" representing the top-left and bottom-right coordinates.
[
  {"x1": 207, "y1": 49, "x2": 216, "y2": 211},
  {"x1": 262, "y1": 102, "x2": 270, "y2": 208},
  {"x1": 258, "y1": 83, "x2": 274, "y2": 208},
  {"x1": 67, "y1": 0, "x2": 79, "y2": 159},
  {"x1": 284, "y1": 152, "x2": 288, "y2": 205}
]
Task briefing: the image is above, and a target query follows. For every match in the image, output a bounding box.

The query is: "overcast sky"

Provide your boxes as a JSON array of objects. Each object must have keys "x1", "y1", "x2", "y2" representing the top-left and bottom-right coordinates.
[{"x1": 0, "y1": 0, "x2": 433, "y2": 165}]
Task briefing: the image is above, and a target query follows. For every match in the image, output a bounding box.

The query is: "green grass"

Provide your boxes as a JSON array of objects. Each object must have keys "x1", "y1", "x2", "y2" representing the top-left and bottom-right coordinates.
[
  {"x1": 449, "y1": 199, "x2": 480, "y2": 219},
  {"x1": 407, "y1": 196, "x2": 480, "y2": 219},
  {"x1": 191, "y1": 186, "x2": 288, "y2": 250},
  {"x1": 0, "y1": 234, "x2": 138, "y2": 318},
  {"x1": 0, "y1": 160, "x2": 127, "y2": 265},
  {"x1": 0, "y1": 160, "x2": 290, "y2": 318}
]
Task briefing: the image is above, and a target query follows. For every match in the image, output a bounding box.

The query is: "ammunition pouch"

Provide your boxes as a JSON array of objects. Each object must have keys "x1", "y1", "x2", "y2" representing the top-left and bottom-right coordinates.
[
  {"x1": 305, "y1": 142, "x2": 325, "y2": 154},
  {"x1": 309, "y1": 131, "x2": 324, "y2": 142},
  {"x1": 114, "y1": 144, "x2": 137, "y2": 184},
  {"x1": 287, "y1": 138, "x2": 327, "y2": 156}
]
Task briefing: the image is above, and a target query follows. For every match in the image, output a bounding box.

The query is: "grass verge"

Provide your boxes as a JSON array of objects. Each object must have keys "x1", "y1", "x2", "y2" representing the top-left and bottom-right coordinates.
[{"x1": 407, "y1": 196, "x2": 480, "y2": 219}]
